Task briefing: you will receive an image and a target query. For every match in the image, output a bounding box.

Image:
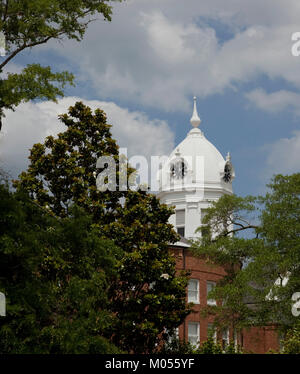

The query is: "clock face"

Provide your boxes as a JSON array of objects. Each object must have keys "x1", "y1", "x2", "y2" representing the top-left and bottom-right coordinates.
[
  {"x1": 170, "y1": 159, "x2": 187, "y2": 179},
  {"x1": 223, "y1": 163, "x2": 232, "y2": 183}
]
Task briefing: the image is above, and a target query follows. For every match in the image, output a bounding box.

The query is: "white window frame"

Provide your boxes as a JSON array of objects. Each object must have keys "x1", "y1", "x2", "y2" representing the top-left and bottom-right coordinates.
[
  {"x1": 176, "y1": 210, "x2": 185, "y2": 237},
  {"x1": 222, "y1": 328, "x2": 230, "y2": 350},
  {"x1": 188, "y1": 322, "x2": 200, "y2": 348},
  {"x1": 234, "y1": 329, "x2": 239, "y2": 350},
  {"x1": 188, "y1": 279, "x2": 200, "y2": 304},
  {"x1": 207, "y1": 323, "x2": 217, "y2": 343},
  {"x1": 278, "y1": 332, "x2": 285, "y2": 353},
  {"x1": 0, "y1": 292, "x2": 5, "y2": 317},
  {"x1": 177, "y1": 226, "x2": 185, "y2": 237},
  {"x1": 207, "y1": 281, "x2": 217, "y2": 306},
  {"x1": 201, "y1": 209, "x2": 208, "y2": 222}
]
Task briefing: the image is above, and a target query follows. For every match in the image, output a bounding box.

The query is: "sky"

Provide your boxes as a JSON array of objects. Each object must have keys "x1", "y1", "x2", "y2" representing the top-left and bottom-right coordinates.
[{"x1": 0, "y1": 0, "x2": 300, "y2": 197}]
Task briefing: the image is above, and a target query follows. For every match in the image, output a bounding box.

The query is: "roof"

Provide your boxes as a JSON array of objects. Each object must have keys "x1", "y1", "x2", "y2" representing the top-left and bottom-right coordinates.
[
  {"x1": 170, "y1": 235, "x2": 191, "y2": 248},
  {"x1": 157, "y1": 97, "x2": 232, "y2": 190}
]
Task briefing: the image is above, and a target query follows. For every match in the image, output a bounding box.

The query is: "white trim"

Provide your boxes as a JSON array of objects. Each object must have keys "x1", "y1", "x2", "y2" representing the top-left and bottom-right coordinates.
[
  {"x1": 188, "y1": 322, "x2": 200, "y2": 348},
  {"x1": 172, "y1": 241, "x2": 190, "y2": 248},
  {"x1": 188, "y1": 279, "x2": 200, "y2": 304},
  {"x1": 207, "y1": 323, "x2": 217, "y2": 343},
  {"x1": 207, "y1": 281, "x2": 217, "y2": 306},
  {"x1": 0, "y1": 292, "x2": 6, "y2": 317},
  {"x1": 222, "y1": 328, "x2": 230, "y2": 350},
  {"x1": 234, "y1": 329, "x2": 239, "y2": 350}
]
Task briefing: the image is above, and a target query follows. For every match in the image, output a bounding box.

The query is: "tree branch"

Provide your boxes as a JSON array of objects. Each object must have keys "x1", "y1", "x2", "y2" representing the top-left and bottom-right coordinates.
[
  {"x1": 0, "y1": 34, "x2": 54, "y2": 70},
  {"x1": 2, "y1": 0, "x2": 9, "y2": 23},
  {"x1": 225, "y1": 225, "x2": 258, "y2": 236},
  {"x1": 0, "y1": 5, "x2": 100, "y2": 72}
]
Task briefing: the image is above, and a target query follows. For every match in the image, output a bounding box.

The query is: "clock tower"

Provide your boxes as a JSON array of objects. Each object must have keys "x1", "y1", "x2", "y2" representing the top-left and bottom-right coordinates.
[
  {"x1": 156, "y1": 100, "x2": 279, "y2": 352},
  {"x1": 157, "y1": 97, "x2": 235, "y2": 240}
]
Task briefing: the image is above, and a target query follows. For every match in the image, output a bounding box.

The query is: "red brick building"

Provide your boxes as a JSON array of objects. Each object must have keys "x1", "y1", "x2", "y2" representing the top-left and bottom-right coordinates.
[
  {"x1": 157, "y1": 98, "x2": 279, "y2": 353},
  {"x1": 170, "y1": 243, "x2": 279, "y2": 353}
]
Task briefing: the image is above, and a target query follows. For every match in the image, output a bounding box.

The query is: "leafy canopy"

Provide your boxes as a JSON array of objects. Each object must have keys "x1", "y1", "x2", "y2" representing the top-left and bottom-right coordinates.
[
  {"x1": 14, "y1": 101, "x2": 191, "y2": 353},
  {"x1": 191, "y1": 174, "x2": 300, "y2": 332},
  {"x1": 0, "y1": 0, "x2": 121, "y2": 129},
  {"x1": 0, "y1": 184, "x2": 123, "y2": 353}
]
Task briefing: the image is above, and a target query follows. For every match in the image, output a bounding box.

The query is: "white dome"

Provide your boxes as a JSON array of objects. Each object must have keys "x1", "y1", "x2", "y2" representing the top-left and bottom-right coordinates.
[
  {"x1": 157, "y1": 97, "x2": 234, "y2": 194},
  {"x1": 158, "y1": 127, "x2": 234, "y2": 193},
  {"x1": 157, "y1": 97, "x2": 234, "y2": 239},
  {"x1": 169, "y1": 127, "x2": 225, "y2": 183}
]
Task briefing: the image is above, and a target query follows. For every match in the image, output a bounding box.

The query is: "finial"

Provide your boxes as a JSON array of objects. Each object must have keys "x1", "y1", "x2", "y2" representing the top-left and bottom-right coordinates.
[
  {"x1": 190, "y1": 96, "x2": 201, "y2": 128},
  {"x1": 226, "y1": 152, "x2": 231, "y2": 162}
]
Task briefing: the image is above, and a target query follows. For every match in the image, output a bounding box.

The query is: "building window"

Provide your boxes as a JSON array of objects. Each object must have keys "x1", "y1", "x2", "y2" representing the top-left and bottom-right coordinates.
[
  {"x1": 165, "y1": 327, "x2": 179, "y2": 344},
  {"x1": 176, "y1": 210, "x2": 185, "y2": 237},
  {"x1": 174, "y1": 327, "x2": 179, "y2": 340},
  {"x1": 206, "y1": 281, "x2": 216, "y2": 305},
  {"x1": 234, "y1": 329, "x2": 240, "y2": 350},
  {"x1": 201, "y1": 209, "x2": 208, "y2": 221},
  {"x1": 177, "y1": 227, "x2": 185, "y2": 237},
  {"x1": 278, "y1": 331, "x2": 285, "y2": 353},
  {"x1": 188, "y1": 322, "x2": 200, "y2": 347},
  {"x1": 207, "y1": 323, "x2": 217, "y2": 343},
  {"x1": 222, "y1": 328, "x2": 229, "y2": 350},
  {"x1": 188, "y1": 279, "x2": 199, "y2": 303}
]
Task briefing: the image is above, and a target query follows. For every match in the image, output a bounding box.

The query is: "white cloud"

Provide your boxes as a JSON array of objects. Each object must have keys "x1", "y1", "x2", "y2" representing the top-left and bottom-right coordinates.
[
  {"x1": 35, "y1": 0, "x2": 300, "y2": 112},
  {"x1": 1, "y1": 62, "x2": 24, "y2": 76},
  {"x1": 245, "y1": 88, "x2": 300, "y2": 115},
  {"x1": 128, "y1": 0, "x2": 300, "y2": 27},
  {"x1": 2, "y1": 0, "x2": 300, "y2": 197},
  {"x1": 0, "y1": 97, "x2": 175, "y2": 178},
  {"x1": 140, "y1": 12, "x2": 199, "y2": 64},
  {"x1": 264, "y1": 130, "x2": 300, "y2": 177}
]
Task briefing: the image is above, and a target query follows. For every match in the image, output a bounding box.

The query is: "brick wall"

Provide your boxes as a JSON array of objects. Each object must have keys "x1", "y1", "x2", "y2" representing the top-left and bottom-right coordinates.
[
  {"x1": 242, "y1": 326, "x2": 279, "y2": 353},
  {"x1": 170, "y1": 245, "x2": 280, "y2": 353}
]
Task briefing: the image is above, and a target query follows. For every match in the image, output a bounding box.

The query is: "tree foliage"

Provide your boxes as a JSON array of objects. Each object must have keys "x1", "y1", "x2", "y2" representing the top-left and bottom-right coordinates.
[
  {"x1": 161, "y1": 337, "x2": 196, "y2": 354},
  {"x1": 0, "y1": 184, "x2": 122, "y2": 353},
  {"x1": 0, "y1": 0, "x2": 121, "y2": 130},
  {"x1": 282, "y1": 321, "x2": 300, "y2": 354},
  {"x1": 162, "y1": 336, "x2": 241, "y2": 354},
  {"x1": 13, "y1": 101, "x2": 190, "y2": 353},
  {"x1": 191, "y1": 174, "x2": 300, "y2": 332}
]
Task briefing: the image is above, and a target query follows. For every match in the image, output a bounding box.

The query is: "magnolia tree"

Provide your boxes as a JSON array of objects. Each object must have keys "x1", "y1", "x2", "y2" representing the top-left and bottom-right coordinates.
[
  {"x1": 0, "y1": 184, "x2": 123, "y2": 353},
  {"x1": 14, "y1": 102, "x2": 191, "y2": 353}
]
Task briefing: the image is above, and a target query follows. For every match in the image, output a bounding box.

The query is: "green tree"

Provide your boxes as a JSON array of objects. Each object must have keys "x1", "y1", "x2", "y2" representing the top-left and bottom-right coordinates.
[
  {"x1": 191, "y1": 174, "x2": 300, "y2": 333},
  {"x1": 282, "y1": 321, "x2": 300, "y2": 354},
  {"x1": 0, "y1": 0, "x2": 121, "y2": 130},
  {"x1": 0, "y1": 184, "x2": 122, "y2": 353},
  {"x1": 198, "y1": 337, "x2": 223, "y2": 354},
  {"x1": 161, "y1": 336, "x2": 242, "y2": 354},
  {"x1": 161, "y1": 337, "x2": 196, "y2": 354},
  {"x1": 0, "y1": 166, "x2": 9, "y2": 184},
  {"x1": 14, "y1": 101, "x2": 190, "y2": 353}
]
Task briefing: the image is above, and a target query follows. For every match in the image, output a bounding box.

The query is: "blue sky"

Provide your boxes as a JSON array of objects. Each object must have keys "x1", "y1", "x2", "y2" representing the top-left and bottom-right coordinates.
[{"x1": 0, "y1": 0, "x2": 300, "y2": 197}]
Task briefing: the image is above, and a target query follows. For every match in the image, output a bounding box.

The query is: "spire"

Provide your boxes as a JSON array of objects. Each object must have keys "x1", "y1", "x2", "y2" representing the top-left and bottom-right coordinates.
[{"x1": 190, "y1": 96, "x2": 201, "y2": 128}]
